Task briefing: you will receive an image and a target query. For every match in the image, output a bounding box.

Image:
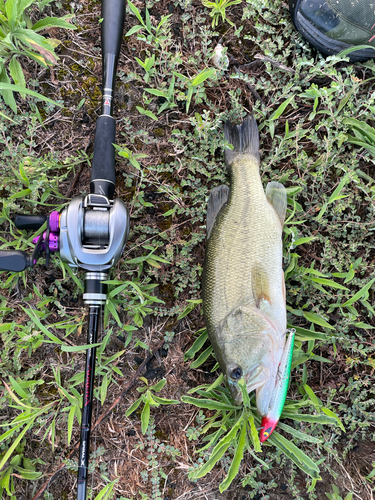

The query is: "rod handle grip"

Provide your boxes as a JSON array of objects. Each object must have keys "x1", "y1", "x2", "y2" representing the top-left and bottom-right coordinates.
[
  {"x1": 0, "y1": 250, "x2": 31, "y2": 272},
  {"x1": 90, "y1": 115, "x2": 116, "y2": 199}
]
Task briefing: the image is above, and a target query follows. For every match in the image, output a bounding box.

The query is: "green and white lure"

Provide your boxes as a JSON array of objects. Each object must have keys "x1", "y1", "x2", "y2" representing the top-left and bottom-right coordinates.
[{"x1": 259, "y1": 329, "x2": 295, "y2": 441}]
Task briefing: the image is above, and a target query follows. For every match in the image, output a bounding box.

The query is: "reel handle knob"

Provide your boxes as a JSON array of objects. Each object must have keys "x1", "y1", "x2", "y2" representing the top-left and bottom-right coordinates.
[
  {"x1": 0, "y1": 250, "x2": 31, "y2": 272},
  {"x1": 15, "y1": 215, "x2": 47, "y2": 230}
]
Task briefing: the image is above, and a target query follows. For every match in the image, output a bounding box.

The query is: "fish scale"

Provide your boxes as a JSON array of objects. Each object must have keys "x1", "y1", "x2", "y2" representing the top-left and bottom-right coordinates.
[{"x1": 202, "y1": 116, "x2": 289, "y2": 439}]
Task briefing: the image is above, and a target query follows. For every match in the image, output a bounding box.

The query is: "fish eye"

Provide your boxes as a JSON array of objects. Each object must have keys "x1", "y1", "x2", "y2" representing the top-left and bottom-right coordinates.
[{"x1": 229, "y1": 365, "x2": 242, "y2": 380}]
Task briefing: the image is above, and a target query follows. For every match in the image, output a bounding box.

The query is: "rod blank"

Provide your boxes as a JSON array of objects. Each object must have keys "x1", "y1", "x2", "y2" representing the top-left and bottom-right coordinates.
[{"x1": 77, "y1": 305, "x2": 100, "y2": 500}]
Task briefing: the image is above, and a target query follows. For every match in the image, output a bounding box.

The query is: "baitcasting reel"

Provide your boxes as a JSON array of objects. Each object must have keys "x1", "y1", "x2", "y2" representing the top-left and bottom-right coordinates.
[{"x1": 0, "y1": 194, "x2": 129, "y2": 304}]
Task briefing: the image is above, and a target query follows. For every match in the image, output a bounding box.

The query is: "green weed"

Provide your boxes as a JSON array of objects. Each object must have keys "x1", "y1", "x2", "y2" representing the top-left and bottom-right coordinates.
[
  {"x1": 0, "y1": 0, "x2": 76, "y2": 111},
  {"x1": 137, "y1": 418, "x2": 180, "y2": 500},
  {"x1": 125, "y1": 378, "x2": 179, "y2": 434},
  {"x1": 201, "y1": 0, "x2": 241, "y2": 28},
  {"x1": 126, "y1": 0, "x2": 172, "y2": 49},
  {"x1": 326, "y1": 485, "x2": 353, "y2": 500}
]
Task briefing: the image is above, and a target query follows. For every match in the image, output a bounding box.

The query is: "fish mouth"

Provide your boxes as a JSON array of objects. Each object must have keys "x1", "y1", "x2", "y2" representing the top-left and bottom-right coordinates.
[
  {"x1": 228, "y1": 382, "x2": 243, "y2": 405},
  {"x1": 228, "y1": 365, "x2": 269, "y2": 405}
]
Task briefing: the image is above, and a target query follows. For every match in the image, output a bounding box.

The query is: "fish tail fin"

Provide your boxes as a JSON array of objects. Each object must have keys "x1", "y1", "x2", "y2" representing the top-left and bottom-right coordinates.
[{"x1": 224, "y1": 115, "x2": 260, "y2": 168}]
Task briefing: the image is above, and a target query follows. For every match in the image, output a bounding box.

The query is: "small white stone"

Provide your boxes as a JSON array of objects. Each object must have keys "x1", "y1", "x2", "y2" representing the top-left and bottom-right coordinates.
[{"x1": 211, "y1": 44, "x2": 229, "y2": 70}]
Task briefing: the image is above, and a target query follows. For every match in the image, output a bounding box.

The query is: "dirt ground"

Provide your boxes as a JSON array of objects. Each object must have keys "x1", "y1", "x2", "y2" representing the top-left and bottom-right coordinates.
[{"x1": 1, "y1": 0, "x2": 375, "y2": 499}]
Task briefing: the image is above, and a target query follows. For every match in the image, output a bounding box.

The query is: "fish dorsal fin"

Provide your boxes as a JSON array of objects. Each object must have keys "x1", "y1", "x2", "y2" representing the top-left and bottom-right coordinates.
[
  {"x1": 266, "y1": 181, "x2": 287, "y2": 227},
  {"x1": 206, "y1": 185, "x2": 229, "y2": 240}
]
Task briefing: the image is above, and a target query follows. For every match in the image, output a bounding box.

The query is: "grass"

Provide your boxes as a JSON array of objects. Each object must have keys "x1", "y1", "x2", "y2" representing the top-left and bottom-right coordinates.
[{"x1": 0, "y1": 0, "x2": 375, "y2": 498}]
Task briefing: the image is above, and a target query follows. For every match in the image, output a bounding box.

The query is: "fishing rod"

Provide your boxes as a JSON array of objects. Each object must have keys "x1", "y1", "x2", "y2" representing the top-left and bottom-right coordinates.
[{"x1": 0, "y1": 0, "x2": 128, "y2": 498}]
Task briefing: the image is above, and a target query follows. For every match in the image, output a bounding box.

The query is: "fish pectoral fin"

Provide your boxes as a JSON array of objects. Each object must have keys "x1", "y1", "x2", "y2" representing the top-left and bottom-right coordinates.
[
  {"x1": 251, "y1": 265, "x2": 273, "y2": 310},
  {"x1": 206, "y1": 185, "x2": 229, "y2": 240},
  {"x1": 266, "y1": 181, "x2": 287, "y2": 227}
]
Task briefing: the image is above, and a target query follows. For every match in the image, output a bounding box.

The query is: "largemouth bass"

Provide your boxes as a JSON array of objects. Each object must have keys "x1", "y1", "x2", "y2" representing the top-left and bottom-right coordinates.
[{"x1": 202, "y1": 115, "x2": 294, "y2": 442}]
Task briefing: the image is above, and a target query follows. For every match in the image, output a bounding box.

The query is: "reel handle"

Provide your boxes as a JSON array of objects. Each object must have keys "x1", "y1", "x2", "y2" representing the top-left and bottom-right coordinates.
[
  {"x1": 90, "y1": 0, "x2": 126, "y2": 200},
  {"x1": 15, "y1": 214, "x2": 47, "y2": 230},
  {"x1": 0, "y1": 250, "x2": 31, "y2": 272}
]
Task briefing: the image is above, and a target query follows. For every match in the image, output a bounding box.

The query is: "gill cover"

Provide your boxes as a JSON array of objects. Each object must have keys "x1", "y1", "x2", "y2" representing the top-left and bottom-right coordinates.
[{"x1": 221, "y1": 304, "x2": 282, "y2": 408}]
